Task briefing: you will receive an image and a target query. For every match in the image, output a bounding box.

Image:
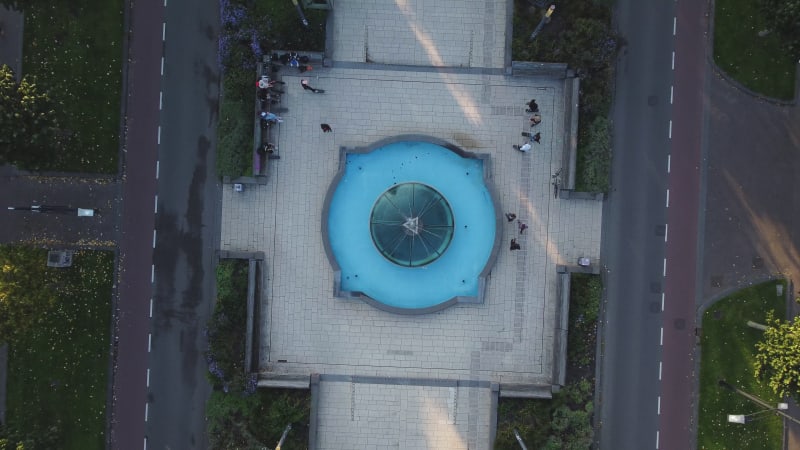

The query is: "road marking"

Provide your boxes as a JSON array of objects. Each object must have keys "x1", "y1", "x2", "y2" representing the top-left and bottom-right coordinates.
[
  {"x1": 656, "y1": 430, "x2": 660, "y2": 449},
  {"x1": 154, "y1": 195, "x2": 158, "y2": 214},
  {"x1": 671, "y1": 51, "x2": 675, "y2": 70},
  {"x1": 144, "y1": 437, "x2": 147, "y2": 450},
  {"x1": 149, "y1": 298, "x2": 153, "y2": 318},
  {"x1": 157, "y1": 125, "x2": 161, "y2": 145},
  {"x1": 665, "y1": 189, "x2": 670, "y2": 208},
  {"x1": 156, "y1": 161, "x2": 160, "y2": 179},
  {"x1": 146, "y1": 368, "x2": 150, "y2": 387},
  {"x1": 670, "y1": 85, "x2": 674, "y2": 104},
  {"x1": 660, "y1": 327, "x2": 664, "y2": 346},
  {"x1": 152, "y1": 229, "x2": 157, "y2": 248},
  {"x1": 664, "y1": 223, "x2": 669, "y2": 242},
  {"x1": 145, "y1": 402, "x2": 149, "y2": 422},
  {"x1": 162, "y1": 23, "x2": 166, "y2": 41},
  {"x1": 148, "y1": 333, "x2": 152, "y2": 352},
  {"x1": 658, "y1": 396, "x2": 661, "y2": 415},
  {"x1": 667, "y1": 154, "x2": 671, "y2": 173},
  {"x1": 160, "y1": 56, "x2": 164, "y2": 76},
  {"x1": 663, "y1": 258, "x2": 667, "y2": 277},
  {"x1": 673, "y1": 17, "x2": 677, "y2": 35},
  {"x1": 151, "y1": 264, "x2": 155, "y2": 283},
  {"x1": 661, "y1": 292, "x2": 665, "y2": 311},
  {"x1": 668, "y1": 120, "x2": 672, "y2": 139},
  {"x1": 159, "y1": 91, "x2": 163, "y2": 110},
  {"x1": 164, "y1": 0, "x2": 167, "y2": 6},
  {"x1": 659, "y1": 361, "x2": 663, "y2": 380}
]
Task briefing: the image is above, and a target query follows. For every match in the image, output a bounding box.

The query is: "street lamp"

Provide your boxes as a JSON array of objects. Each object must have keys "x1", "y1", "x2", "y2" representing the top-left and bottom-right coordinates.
[
  {"x1": 719, "y1": 380, "x2": 799, "y2": 426},
  {"x1": 7, "y1": 205, "x2": 97, "y2": 216}
]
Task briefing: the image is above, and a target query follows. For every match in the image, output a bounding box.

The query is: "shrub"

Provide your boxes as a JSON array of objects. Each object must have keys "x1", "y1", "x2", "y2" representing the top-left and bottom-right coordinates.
[{"x1": 575, "y1": 116, "x2": 611, "y2": 193}]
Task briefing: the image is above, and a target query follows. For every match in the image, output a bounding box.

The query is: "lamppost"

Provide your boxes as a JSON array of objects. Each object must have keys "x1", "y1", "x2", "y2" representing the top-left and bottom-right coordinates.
[
  {"x1": 275, "y1": 424, "x2": 292, "y2": 450},
  {"x1": 529, "y1": 5, "x2": 555, "y2": 41},
  {"x1": 719, "y1": 380, "x2": 800, "y2": 426},
  {"x1": 7, "y1": 205, "x2": 96, "y2": 216}
]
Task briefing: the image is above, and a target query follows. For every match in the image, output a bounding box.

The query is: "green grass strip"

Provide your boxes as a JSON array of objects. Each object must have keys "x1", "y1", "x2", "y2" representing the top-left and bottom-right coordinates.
[
  {"x1": 22, "y1": 0, "x2": 123, "y2": 173},
  {"x1": 714, "y1": 0, "x2": 797, "y2": 100},
  {"x1": 698, "y1": 280, "x2": 786, "y2": 450}
]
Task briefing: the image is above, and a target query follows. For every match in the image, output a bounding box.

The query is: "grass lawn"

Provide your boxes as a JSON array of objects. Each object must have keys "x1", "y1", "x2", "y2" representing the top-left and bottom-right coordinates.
[
  {"x1": 22, "y1": 0, "x2": 123, "y2": 173},
  {"x1": 5, "y1": 250, "x2": 114, "y2": 449},
  {"x1": 698, "y1": 280, "x2": 787, "y2": 450},
  {"x1": 714, "y1": 0, "x2": 797, "y2": 100}
]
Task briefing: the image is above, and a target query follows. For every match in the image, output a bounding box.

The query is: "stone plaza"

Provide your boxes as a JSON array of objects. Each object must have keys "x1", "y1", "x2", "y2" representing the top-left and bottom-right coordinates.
[{"x1": 219, "y1": 1, "x2": 603, "y2": 448}]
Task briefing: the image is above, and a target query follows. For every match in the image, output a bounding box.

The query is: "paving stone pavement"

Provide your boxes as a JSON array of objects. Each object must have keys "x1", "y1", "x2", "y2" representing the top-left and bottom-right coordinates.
[{"x1": 220, "y1": 1, "x2": 603, "y2": 448}]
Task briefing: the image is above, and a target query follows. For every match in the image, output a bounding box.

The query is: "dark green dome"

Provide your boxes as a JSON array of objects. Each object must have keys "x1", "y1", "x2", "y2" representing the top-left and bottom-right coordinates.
[{"x1": 369, "y1": 183, "x2": 454, "y2": 267}]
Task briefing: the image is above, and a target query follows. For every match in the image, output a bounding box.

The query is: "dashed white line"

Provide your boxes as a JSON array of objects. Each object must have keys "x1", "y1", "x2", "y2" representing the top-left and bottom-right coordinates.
[
  {"x1": 656, "y1": 430, "x2": 660, "y2": 449},
  {"x1": 164, "y1": 0, "x2": 167, "y2": 6},
  {"x1": 151, "y1": 264, "x2": 155, "y2": 283},
  {"x1": 660, "y1": 327, "x2": 664, "y2": 346},
  {"x1": 671, "y1": 51, "x2": 675, "y2": 70},
  {"x1": 658, "y1": 396, "x2": 661, "y2": 415},
  {"x1": 159, "y1": 91, "x2": 163, "y2": 110},
  {"x1": 154, "y1": 195, "x2": 158, "y2": 214},
  {"x1": 668, "y1": 120, "x2": 672, "y2": 139},
  {"x1": 149, "y1": 298, "x2": 153, "y2": 318},
  {"x1": 156, "y1": 161, "x2": 160, "y2": 179},
  {"x1": 157, "y1": 125, "x2": 161, "y2": 145},
  {"x1": 666, "y1": 189, "x2": 670, "y2": 208},
  {"x1": 667, "y1": 154, "x2": 671, "y2": 173},
  {"x1": 152, "y1": 229, "x2": 157, "y2": 248},
  {"x1": 160, "y1": 56, "x2": 164, "y2": 75},
  {"x1": 659, "y1": 361, "x2": 663, "y2": 380},
  {"x1": 146, "y1": 368, "x2": 150, "y2": 387},
  {"x1": 673, "y1": 17, "x2": 677, "y2": 35},
  {"x1": 145, "y1": 402, "x2": 149, "y2": 422},
  {"x1": 148, "y1": 333, "x2": 152, "y2": 352},
  {"x1": 144, "y1": 437, "x2": 147, "y2": 450},
  {"x1": 664, "y1": 223, "x2": 669, "y2": 242},
  {"x1": 663, "y1": 258, "x2": 667, "y2": 277},
  {"x1": 162, "y1": 23, "x2": 166, "y2": 41}
]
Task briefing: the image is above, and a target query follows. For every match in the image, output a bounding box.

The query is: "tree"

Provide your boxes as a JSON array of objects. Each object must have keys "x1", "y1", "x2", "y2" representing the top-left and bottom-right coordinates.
[
  {"x1": 760, "y1": 0, "x2": 800, "y2": 58},
  {"x1": 0, "y1": 65, "x2": 59, "y2": 170},
  {"x1": 754, "y1": 310, "x2": 800, "y2": 399}
]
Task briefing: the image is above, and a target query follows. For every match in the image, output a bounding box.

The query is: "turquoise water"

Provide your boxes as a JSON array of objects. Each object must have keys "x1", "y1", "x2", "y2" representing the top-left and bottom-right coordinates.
[{"x1": 327, "y1": 141, "x2": 496, "y2": 310}]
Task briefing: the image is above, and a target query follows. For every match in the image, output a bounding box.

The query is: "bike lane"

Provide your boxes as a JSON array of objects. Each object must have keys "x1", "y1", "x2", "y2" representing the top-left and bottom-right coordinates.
[
  {"x1": 110, "y1": 0, "x2": 164, "y2": 448},
  {"x1": 659, "y1": 0, "x2": 708, "y2": 448}
]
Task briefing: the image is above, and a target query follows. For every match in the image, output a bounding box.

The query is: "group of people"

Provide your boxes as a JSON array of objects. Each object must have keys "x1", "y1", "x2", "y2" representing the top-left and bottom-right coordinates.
[
  {"x1": 513, "y1": 98, "x2": 544, "y2": 153},
  {"x1": 256, "y1": 74, "x2": 334, "y2": 147},
  {"x1": 505, "y1": 213, "x2": 528, "y2": 251}
]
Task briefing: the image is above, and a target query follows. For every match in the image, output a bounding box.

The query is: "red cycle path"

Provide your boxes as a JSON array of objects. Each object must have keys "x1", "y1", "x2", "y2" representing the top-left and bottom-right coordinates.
[
  {"x1": 659, "y1": 0, "x2": 707, "y2": 448},
  {"x1": 110, "y1": 0, "x2": 163, "y2": 448}
]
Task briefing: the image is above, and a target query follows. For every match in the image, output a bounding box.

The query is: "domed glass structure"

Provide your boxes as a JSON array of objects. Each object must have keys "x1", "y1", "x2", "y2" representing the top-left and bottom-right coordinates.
[{"x1": 370, "y1": 183, "x2": 454, "y2": 267}]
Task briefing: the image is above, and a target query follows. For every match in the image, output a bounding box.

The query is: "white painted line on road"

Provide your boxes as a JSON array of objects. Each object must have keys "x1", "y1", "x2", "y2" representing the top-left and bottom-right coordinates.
[
  {"x1": 668, "y1": 120, "x2": 672, "y2": 139},
  {"x1": 659, "y1": 361, "x2": 663, "y2": 380},
  {"x1": 164, "y1": 0, "x2": 167, "y2": 6},
  {"x1": 154, "y1": 195, "x2": 158, "y2": 214},
  {"x1": 156, "y1": 161, "x2": 160, "y2": 179},
  {"x1": 671, "y1": 51, "x2": 675, "y2": 70},
  {"x1": 144, "y1": 437, "x2": 147, "y2": 450},
  {"x1": 664, "y1": 223, "x2": 669, "y2": 242},
  {"x1": 656, "y1": 430, "x2": 660, "y2": 449},
  {"x1": 146, "y1": 368, "x2": 150, "y2": 387},
  {"x1": 157, "y1": 125, "x2": 161, "y2": 145},
  {"x1": 151, "y1": 264, "x2": 155, "y2": 283},
  {"x1": 658, "y1": 396, "x2": 661, "y2": 415},
  {"x1": 159, "y1": 91, "x2": 163, "y2": 110},
  {"x1": 667, "y1": 154, "x2": 671, "y2": 173},
  {"x1": 661, "y1": 293, "x2": 665, "y2": 311},
  {"x1": 663, "y1": 258, "x2": 667, "y2": 277},
  {"x1": 148, "y1": 333, "x2": 152, "y2": 352},
  {"x1": 149, "y1": 298, "x2": 153, "y2": 318},
  {"x1": 145, "y1": 402, "x2": 149, "y2": 422},
  {"x1": 162, "y1": 23, "x2": 166, "y2": 41},
  {"x1": 670, "y1": 85, "x2": 674, "y2": 104},
  {"x1": 660, "y1": 327, "x2": 664, "y2": 346},
  {"x1": 665, "y1": 189, "x2": 670, "y2": 208},
  {"x1": 152, "y1": 229, "x2": 157, "y2": 248},
  {"x1": 673, "y1": 17, "x2": 677, "y2": 36},
  {"x1": 160, "y1": 56, "x2": 164, "y2": 76}
]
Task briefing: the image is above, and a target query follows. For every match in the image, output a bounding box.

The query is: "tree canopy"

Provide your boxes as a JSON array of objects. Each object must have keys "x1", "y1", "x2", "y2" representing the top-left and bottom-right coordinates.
[
  {"x1": 754, "y1": 310, "x2": 800, "y2": 399},
  {"x1": 0, "y1": 65, "x2": 59, "y2": 170}
]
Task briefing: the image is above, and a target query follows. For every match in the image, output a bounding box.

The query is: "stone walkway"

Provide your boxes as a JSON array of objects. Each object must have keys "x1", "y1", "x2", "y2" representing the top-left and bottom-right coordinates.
[{"x1": 220, "y1": 1, "x2": 603, "y2": 448}]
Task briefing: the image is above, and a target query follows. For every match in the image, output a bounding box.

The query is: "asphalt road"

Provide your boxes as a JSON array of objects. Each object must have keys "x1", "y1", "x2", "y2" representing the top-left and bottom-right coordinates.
[
  {"x1": 598, "y1": 0, "x2": 676, "y2": 448},
  {"x1": 144, "y1": 0, "x2": 220, "y2": 448}
]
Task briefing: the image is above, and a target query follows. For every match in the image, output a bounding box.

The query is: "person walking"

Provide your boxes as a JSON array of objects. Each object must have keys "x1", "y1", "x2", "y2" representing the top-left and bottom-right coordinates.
[
  {"x1": 530, "y1": 113, "x2": 542, "y2": 126},
  {"x1": 532, "y1": 132, "x2": 541, "y2": 143},
  {"x1": 320, "y1": 123, "x2": 333, "y2": 132},
  {"x1": 510, "y1": 238, "x2": 521, "y2": 251},
  {"x1": 518, "y1": 222, "x2": 528, "y2": 234},
  {"x1": 526, "y1": 99, "x2": 539, "y2": 113},
  {"x1": 301, "y1": 79, "x2": 323, "y2": 93},
  {"x1": 505, "y1": 213, "x2": 517, "y2": 222},
  {"x1": 513, "y1": 142, "x2": 531, "y2": 153},
  {"x1": 259, "y1": 111, "x2": 283, "y2": 124}
]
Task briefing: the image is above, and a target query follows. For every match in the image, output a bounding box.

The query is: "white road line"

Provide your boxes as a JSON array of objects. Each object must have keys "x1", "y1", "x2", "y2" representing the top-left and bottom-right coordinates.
[
  {"x1": 145, "y1": 402, "x2": 149, "y2": 422},
  {"x1": 146, "y1": 368, "x2": 150, "y2": 387},
  {"x1": 656, "y1": 430, "x2": 660, "y2": 449},
  {"x1": 660, "y1": 327, "x2": 664, "y2": 346},
  {"x1": 162, "y1": 23, "x2": 166, "y2": 41},
  {"x1": 148, "y1": 333, "x2": 152, "y2": 352},
  {"x1": 164, "y1": 0, "x2": 167, "y2": 6},
  {"x1": 157, "y1": 125, "x2": 161, "y2": 145},
  {"x1": 156, "y1": 161, "x2": 160, "y2": 179},
  {"x1": 671, "y1": 51, "x2": 675, "y2": 70},
  {"x1": 663, "y1": 258, "x2": 667, "y2": 277},
  {"x1": 160, "y1": 56, "x2": 164, "y2": 76},
  {"x1": 667, "y1": 154, "x2": 671, "y2": 173},
  {"x1": 151, "y1": 264, "x2": 155, "y2": 283},
  {"x1": 149, "y1": 298, "x2": 153, "y2": 318},
  {"x1": 144, "y1": 437, "x2": 147, "y2": 450},
  {"x1": 666, "y1": 189, "x2": 670, "y2": 208},
  {"x1": 668, "y1": 120, "x2": 672, "y2": 139},
  {"x1": 659, "y1": 361, "x2": 663, "y2": 380},
  {"x1": 661, "y1": 292, "x2": 665, "y2": 311},
  {"x1": 154, "y1": 195, "x2": 158, "y2": 214},
  {"x1": 673, "y1": 17, "x2": 677, "y2": 35},
  {"x1": 664, "y1": 223, "x2": 669, "y2": 242},
  {"x1": 658, "y1": 396, "x2": 661, "y2": 415},
  {"x1": 670, "y1": 85, "x2": 674, "y2": 104},
  {"x1": 152, "y1": 229, "x2": 157, "y2": 248},
  {"x1": 159, "y1": 91, "x2": 163, "y2": 110}
]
